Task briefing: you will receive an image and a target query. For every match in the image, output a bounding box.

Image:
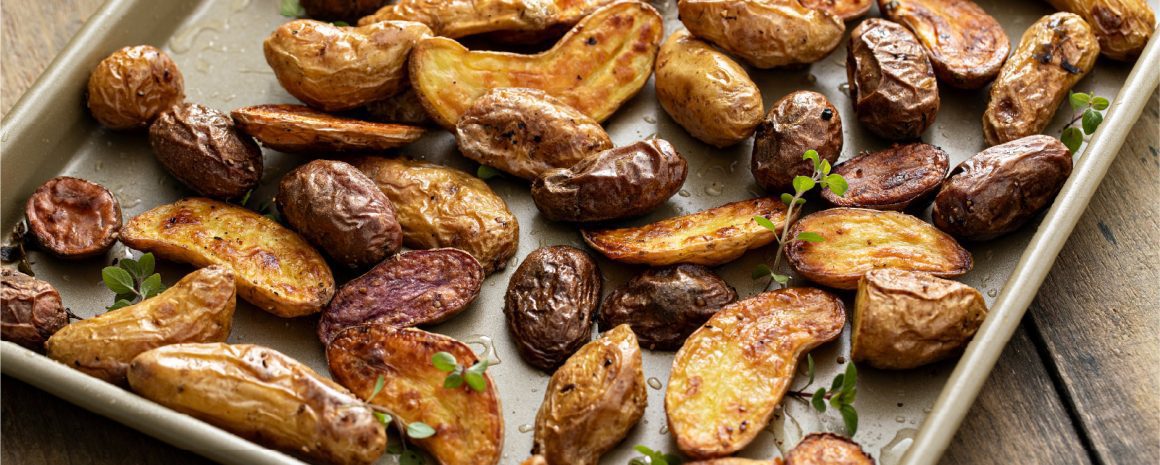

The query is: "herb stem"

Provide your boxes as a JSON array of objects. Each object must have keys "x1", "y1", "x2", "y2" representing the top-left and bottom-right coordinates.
[{"x1": 764, "y1": 170, "x2": 822, "y2": 291}]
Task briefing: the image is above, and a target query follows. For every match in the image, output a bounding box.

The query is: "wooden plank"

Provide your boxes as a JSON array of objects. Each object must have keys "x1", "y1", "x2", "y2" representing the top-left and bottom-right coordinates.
[{"x1": 0, "y1": 0, "x2": 104, "y2": 116}]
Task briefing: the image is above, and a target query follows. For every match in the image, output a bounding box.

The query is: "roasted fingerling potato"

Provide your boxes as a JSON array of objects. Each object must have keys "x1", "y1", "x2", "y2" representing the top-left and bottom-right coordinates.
[
  {"x1": 358, "y1": 0, "x2": 619, "y2": 39},
  {"x1": 505, "y1": 246, "x2": 602, "y2": 371},
  {"x1": 597, "y1": 264, "x2": 737, "y2": 351},
  {"x1": 751, "y1": 90, "x2": 843, "y2": 193},
  {"x1": 847, "y1": 18, "x2": 940, "y2": 140},
  {"x1": 25, "y1": 176, "x2": 122, "y2": 259},
  {"x1": 821, "y1": 143, "x2": 950, "y2": 210},
  {"x1": 231, "y1": 104, "x2": 425, "y2": 153},
  {"x1": 784, "y1": 433, "x2": 875, "y2": 465},
  {"x1": 1, "y1": 269, "x2": 68, "y2": 351},
  {"x1": 879, "y1": 0, "x2": 1011, "y2": 89},
  {"x1": 86, "y1": 45, "x2": 184, "y2": 130},
  {"x1": 150, "y1": 102, "x2": 263, "y2": 200},
  {"x1": 801, "y1": 0, "x2": 873, "y2": 19},
  {"x1": 677, "y1": 0, "x2": 845, "y2": 69},
  {"x1": 1047, "y1": 0, "x2": 1155, "y2": 60}
]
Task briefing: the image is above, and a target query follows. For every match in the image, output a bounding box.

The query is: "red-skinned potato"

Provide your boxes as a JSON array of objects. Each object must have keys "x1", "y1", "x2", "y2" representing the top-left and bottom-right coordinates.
[
  {"x1": 751, "y1": 91, "x2": 843, "y2": 193},
  {"x1": 847, "y1": 18, "x2": 940, "y2": 140},
  {"x1": 1, "y1": 269, "x2": 68, "y2": 351},
  {"x1": 25, "y1": 176, "x2": 122, "y2": 259},
  {"x1": 821, "y1": 143, "x2": 950, "y2": 210},
  {"x1": 879, "y1": 0, "x2": 1010, "y2": 89},
  {"x1": 785, "y1": 433, "x2": 876, "y2": 465}
]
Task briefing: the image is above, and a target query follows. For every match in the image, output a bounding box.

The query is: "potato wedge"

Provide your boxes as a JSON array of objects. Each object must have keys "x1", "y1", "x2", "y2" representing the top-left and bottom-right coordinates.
[
  {"x1": 666, "y1": 288, "x2": 846, "y2": 459},
  {"x1": 408, "y1": 1, "x2": 663, "y2": 128},
  {"x1": 359, "y1": 0, "x2": 619, "y2": 39},
  {"x1": 801, "y1": 0, "x2": 872, "y2": 19},
  {"x1": 677, "y1": 0, "x2": 845, "y2": 69},
  {"x1": 785, "y1": 433, "x2": 875, "y2": 465},
  {"x1": 231, "y1": 104, "x2": 424, "y2": 153},
  {"x1": 1047, "y1": 0, "x2": 1155, "y2": 60},
  {"x1": 879, "y1": 0, "x2": 1010, "y2": 89},
  {"x1": 582, "y1": 197, "x2": 787, "y2": 266},
  {"x1": 120, "y1": 198, "x2": 335, "y2": 317},
  {"x1": 821, "y1": 142, "x2": 950, "y2": 211},
  {"x1": 785, "y1": 208, "x2": 972, "y2": 290},
  {"x1": 327, "y1": 325, "x2": 503, "y2": 465}
]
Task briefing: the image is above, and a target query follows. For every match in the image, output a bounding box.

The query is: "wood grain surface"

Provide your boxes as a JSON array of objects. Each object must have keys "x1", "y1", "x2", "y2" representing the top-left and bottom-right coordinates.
[{"x1": 1, "y1": 1, "x2": 1157, "y2": 465}]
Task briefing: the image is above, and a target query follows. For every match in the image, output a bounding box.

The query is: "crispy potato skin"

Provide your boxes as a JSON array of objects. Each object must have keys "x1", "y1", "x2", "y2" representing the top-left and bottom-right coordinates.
[
  {"x1": 359, "y1": 0, "x2": 618, "y2": 38},
  {"x1": 847, "y1": 18, "x2": 940, "y2": 140},
  {"x1": 231, "y1": 104, "x2": 424, "y2": 153},
  {"x1": 677, "y1": 0, "x2": 845, "y2": 69},
  {"x1": 456, "y1": 88, "x2": 613, "y2": 180},
  {"x1": 364, "y1": 87, "x2": 432, "y2": 125},
  {"x1": 327, "y1": 325, "x2": 503, "y2": 465},
  {"x1": 598, "y1": 264, "x2": 737, "y2": 351},
  {"x1": 879, "y1": 0, "x2": 1010, "y2": 89},
  {"x1": 350, "y1": 157, "x2": 519, "y2": 274},
  {"x1": 982, "y1": 13, "x2": 1099, "y2": 146},
  {"x1": 1047, "y1": 0, "x2": 1155, "y2": 60},
  {"x1": 264, "y1": 20, "x2": 432, "y2": 112},
  {"x1": 785, "y1": 433, "x2": 876, "y2": 465},
  {"x1": 582, "y1": 197, "x2": 788, "y2": 266},
  {"x1": 801, "y1": 0, "x2": 872, "y2": 19},
  {"x1": 120, "y1": 198, "x2": 336, "y2": 317},
  {"x1": 505, "y1": 246, "x2": 602, "y2": 371},
  {"x1": 533, "y1": 324, "x2": 646, "y2": 465},
  {"x1": 751, "y1": 91, "x2": 843, "y2": 193},
  {"x1": 129, "y1": 343, "x2": 385, "y2": 465},
  {"x1": 301, "y1": 0, "x2": 389, "y2": 21},
  {"x1": 932, "y1": 135, "x2": 1073, "y2": 241},
  {"x1": 666, "y1": 288, "x2": 846, "y2": 459},
  {"x1": 46, "y1": 266, "x2": 235, "y2": 385},
  {"x1": 1, "y1": 269, "x2": 68, "y2": 351},
  {"x1": 786, "y1": 208, "x2": 972, "y2": 289},
  {"x1": 821, "y1": 143, "x2": 950, "y2": 210},
  {"x1": 655, "y1": 30, "x2": 764, "y2": 148},
  {"x1": 150, "y1": 103, "x2": 263, "y2": 200},
  {"x1": 86, "y1": 45, "x2": 184, "y2": 130},
  {"x1": 25, "y1": 176, "x2": 122, "y2": 259},
  {"x1": 408, "y1": 1, "x2": 663, "y2": 128},
  {"x1": 852, "y1": 269, "x2": 986, "y2": 370}
]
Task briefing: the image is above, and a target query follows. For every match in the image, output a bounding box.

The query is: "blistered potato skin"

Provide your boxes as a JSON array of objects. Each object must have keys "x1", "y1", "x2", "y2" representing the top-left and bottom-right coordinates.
[
  {"x1": 677, "y1": 0, "x2": 845, "y2": 69},
  {"x1": 533, "y1": 324, "x2": 646, "y2": 465},
  {"x1": 785, "y1": 208, "x2": 972, "y2": 290},
  {"x1": 359, "y1": 0, "x2": 618, "y2": 39},
  {"x1": 666, "y1": 288, "x2": 846, "y2": 459},
  {"x1": 751, "y1": 91, "x2": 843, "y2": 193},
  {"x1": 129, "y1": 343, "x2": 385, "y2": 465},
  {"x1": 847, "y1": 18, "x2": 940, "y2": 140},
  {"x1": 25, "y1": 176, "x2": 122, "y2": 259},
  {"x1": 784, "y1": 433, "x2": 876, "y2": 465},
  {"x1": 150, "y1": 103, "x2": 263, "y2": 200},
  {"x1": 456, "y1": 88, "x2": 613, "y2": 180},
  {"x1": 1047, "y1": 0, "x2": 1155, "y2": 60},
  {"x1": 327, "y1": 325, "x2": 503, "y2": 465},
  {"x1": 86, "y1": 45, "x2": 184, "y2": 130},
  {"x1": 232, "y1": 104, "x2": 425, "y2": 153},
  {"x1": 932, "y1": 135, "x2": 1073, "y2": 241},
  {"x1": 598, "y1": 264, "x2": 737, "y2": 351},
  {"x1": 655, "y1": 30, "x2": 763, "y2": 148},
  {"x1": 982, "y1": 13, "x2": 1099, "y2": 146},
  {"x1": 409, "y1": 1, "x2": 663, "y2": 128},
  {"x1": 821, "y1": 143, "x2": 950, "y2": 210},
  {"x1": 120, "y1": 198, "x2": 336, "y2": 318},
  {"x1": 1, "y1": 270, "x2": 68, "y2": 351},
  {"x1": 350, "y1": 157, "x2": 519, "y2": 274},
  {"x1": 879, "y1": 0, "x2": 1010, "y2": 89},
  {"x1": 301, "y1": 0, "x2": 388, "y2": 21},
  {"x1": 801, "y1": 0, "x2": 872, "y2": 19},
  {"x1": 505, "y1": 246, "x2": 602, "y2": 371}
]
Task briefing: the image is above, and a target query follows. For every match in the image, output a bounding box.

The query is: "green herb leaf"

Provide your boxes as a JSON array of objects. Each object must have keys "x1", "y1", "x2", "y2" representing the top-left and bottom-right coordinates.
[
  {"x1": 796, "y1": 231, "x2": 824, "y2": 243},
  {"x1": 464, "y1": 360, "x2": 489, "y2": 392},
  {"x1": 1082, "y1": 109, "x2": 1103, "y2": 135},
  {"x1": 819, "y1": 159, "x2": 831, "y2": 176},
  {"x1": 102, "y1": 267, "x2": 135, "y2": 295},
  {"x1": 332, "y1": 20, "x2": 350, "y2": 27},
  {"x1": 107, "y1": 299, "x2": 133, "y2": 310},
  {"x1": 399, "y1": 450, "x2": 425, "y2": 465},
  {"x1": 751, "y1": 263, "x2": 773, "y2": 280},
  {"x1": 632, "y1": 445, "x2": 677, "y2": 465},
  {"x1": 1061, "y1": 127, "x2": 1084, "y2": 153},
  {"x1": 824, "y1": 174, "x2": 849, "y2": 197},
  {"x1": 811, "y1": 388, "x2": 827, "y2": 412},
  {"x1": 780, "y1": 193, "x2": 795, "y2": 206},
  {"x1": 373, "y1": 411, "x2": 392, "y2": 426},
  {"x1": 829, "y1": 391, "x2": 843, "y2": 409},
  {"x1": 444, "y1": 372, "x2": 465, "y2": 389},
  {"x1": 406, "y1": 421, "x2": 436, "y2": 439},
  {"x1": 119, "y1": 258, "x2": 142, "y2": 280},
  {"x1": 476, "y1": 165, "x2": 501, "y2": 179},
  {"x1": 771, "y1": 273, "x2": 790, "y2": 285},
  {"x1": 792, "y1": 176, "x2": 816, "y2": 195},
  {"x1": 802, "y1": 149, "x2": 820, "y2": 169},
  {"x1": 806, "y1": 353, "x2": 815, "y2": 385},
  {"x1": 432, "y1": 352, "x2": 458, "y2": 372},
  {"x1": 140, "y1": 273, "x2": 163, "y2": 299},
  {"x1": 239, "y1": 190, "x2": 253, "y2": 207},
  {"x1": 830, "y1": 373, "x2": 845, "y2": 393},
  {"x1": 840, "y1": 403, "x2": 859, "y2": 436},
  {"x1": 842, "y1": 363, "x2": 857, "y2": 393},
  {"x1": 1068, "y1": 91, "x2": 1090, "y2": 110},
  {"x1": 1091, "y1": 96, "x2": 1110, "y2": 111},
  {"x1": 139, "y1": 253, "x2": 156, "y2": 277},
  {"x1": 752, "y1": 215, "x2": 778, "y2": 232},
  {"x1": 368, "y1": 375, "x2": 386, "y2": 401},
  {"x1": 279, "y1": 0, "x2": 304, "y2": 17}
]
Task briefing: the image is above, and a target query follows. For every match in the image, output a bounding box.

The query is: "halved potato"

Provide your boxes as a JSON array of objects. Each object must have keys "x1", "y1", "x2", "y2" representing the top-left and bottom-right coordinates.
[
  {"x1": 582, "y1": 197, "x2": 787, "y2": 266},
  {"x1": 358, "y1": 0, "x2": 619, "y2": 39},
  {"x1": 666, "y1": 288, "x2": 846, "y2": 459},
  {"x1": 677, "y1": 0, "x2": 845, "y2": 69},
  {"x1": 879, "y1": 0, "x2": 1010, "y2": 89},
  {"x1": 408, "y1": 1, "x2": 663, "y2": 128},
  {"x1": 785, "y1": 208, "x2": 972, "y2": 290},
  {"x1": 231, "y1": 104, "x2": 424, "y2": 153},
  {"x1": 120, "y1": 198, "x2": 336, "y2": 317},
  {"x1": 801, "y1": 0, "x2": 873, "y2": 19},
  {"x1": 785, "y1": 433, "x2": 875, "y2": 465}
]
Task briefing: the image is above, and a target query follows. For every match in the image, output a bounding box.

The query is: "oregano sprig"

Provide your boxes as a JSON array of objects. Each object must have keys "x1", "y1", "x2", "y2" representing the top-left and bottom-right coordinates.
[
  {"x1": 363, "y1": 374, "x2": 435, "y2": 465},
  {"x1": 433, "y1": 351, "x2": 490, "y2": 392},
  {"x1": 787, "y1": 358, "x2": 860, "y2": 436},
  {"x1": 629, "y1": 445, "x2": 683, "y2": 465},
  {"x1": 101, "y1": 253, "x2": 166, "y2": 310},
  {"x1": 476, "y1": 165, "x2": 502, "y2": 180},
  {"x1": 1061, "y1": 91, "x2": 1110, "y2": 154}
]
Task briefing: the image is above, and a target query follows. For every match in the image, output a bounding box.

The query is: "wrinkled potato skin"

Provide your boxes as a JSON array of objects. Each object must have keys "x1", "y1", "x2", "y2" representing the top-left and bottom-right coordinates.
[
  {"x1": 264, "y1": 20, "x2": 432, "y2": 112},
  {"x1": 1, "y1": 270, "x2": 68, "y2": 351},
  {"x1": 351, "y1": 157, "x2": 519, "y2": 274},
  {"x1": 120, "y1": 198, "x2": 336, "y2": 318},
  {"x1": 982, "y1": 13, "x2": 1099, "y2": 146},
  {"x1": 359, "y1": 0, "x2": 618, "y2": 39},
  {"x1": 1047, "y1": 0, "x2": 1155, "y2": 60},
  {"x1": 821, "y1": 143, "x2": 950, "y2": 210},
  {"x1": 598, "y1": 264, "x2": 737, "y2": 351},
  {"x1": 301, "y1": 0, "x2": 389, "y2": 21},
  {"x1": 149, "y1": 103, "x2": 263, "y2": 200},
  {"x1": 655, "y1": 30, "x2": 763, "y2": 148},
  {"x1": 785, "y1": 433, "x2": 876, "y2": 465},
  {"x1": 46, "y1": 266, "x2": 235, "y2": 385},
  {"x1": 25, "y1": 176, "x2": 122, "y2": 259},
  {"x1": 86, "y1": 45, "x2": 184, "y2": 130},
  {"x1": 847, "y1": 18, "x2": 940, "y2": 140},
  {"x1": 533, "y1": 324, "x2": 646, "y2": 465},
  {"x1": 129, "y1": 343, "x2": 385, "y2": 465},
  {"x1": 532, "y1": 139, "x2": 688, "y2": 222},
  {"x1": 879, "y1": 0, "x2": 1010, "y2": 89},
  {"x1": 786, "y1": 208, "x2": 972, "y2": 289},
  {"x1": 852, "y1": 269, "x2": 986, "y2": 370},
  {"x1": 933, "y1": 135, "x2": 1073, "y2": 241},
  {"x1": 751, "y1": 91, "x2": 843, "y2": 193},
  {"x1": 232, "y1": 104, "x2": 424, "y2": 153},
  {"x1": 505, "y1": 246, "x2": 601, "y2": 371},
  {"x1": 677, "y1": 0, "x2": 845, "y2": 69},
  {"x1": 666, "y1": 288, "x2": 846, "y2": 459},
  {"x1": 364, "y1": 87, "x2": 432, "y2": 125},
  {"x1": 583, "y1": 197, "x2": 788, "y2": 266},
  {"x1": 801, "y1": 0, "x2": 872, "y2": 19},
  {"x1": 327, "y1": 325, "x2": 503, "y2": 465},
  {"x1": 456, "y1": 88, "x2": 613, "y2": 180}
]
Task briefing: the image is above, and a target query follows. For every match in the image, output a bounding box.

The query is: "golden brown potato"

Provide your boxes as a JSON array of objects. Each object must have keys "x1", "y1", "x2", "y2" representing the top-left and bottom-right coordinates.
[
  {"x1": 520, "y1": 455, "x2": 549, "y2": 465},
  {"x1": 1, "y1": 269, "x2": 68, "y2": 351},
  {"x1": 1047, "y1": 0, "x2": 1155, "y2": 60},
  {"x1": 751, "y1": 91, "x2": 843, "y2": 193},
  {"x1": 327, "y1": 325, "x2": 503, "y2": 465},
  {"x1": 666, "y1": 288, "x2": 846, "y2": 459},
  {"x1": 264, "y1": 19, "x2": 432, "y2": 112},
  {"x1": 655, "y1": 29, "x2": 763, "y2": 148},
  {"x1": 582, "y1": 197, "x2": 788, "y2": 266},
  {"x1": 533, "y1": 324, "x2": 646, "y2": 465},
  {"x1": 847, "y1": 18, "x2": 940, "y2": 140},
  {"x1": 231, "y1": 104, "x2": 425, "y2": 153},
  {"x1": 821, "y1": 143, "x2": 950, "y2": 210},
  {"x1": 784, "y1": 433, "x2": 875, "y2": 465},
  {"x1": 801, "y1": 0, "x2": 872, "y2": 19},
  {"x1": 119, "y1": 198, "x2": 336, "y2": 318},
  {"x1": 86, "y1": 45, "x2": 184, "y2": 130},
  {"x1": 350, "y1": 157, "x2": 519, "y2": 274},
  {"x1": 785, "y1": 208, "x2": 972, "y2": 289},
  {"x1": 677, "y1": 0, "x2": 845, "y2": 69},
  {"x1": 879, "y1": 0, "x2": 1010, "y2": 89},
  {"x1": 982, "y1": 13, "x2": 1100, "y2": 146},
  {"x1": 358, "y1": 0, "x2": 618, "y2": 39},
  {"x1": 301, "y1": 0, "x2": 389, "y2": 21},
  {"x1": 128, "y1": 343, "x2": 385, "y2": 465},
  {"x1": 25, "y1": 176, "x2": 122, "y2": 259},
  {"x1": 409, "y1": 1, "x2": 663, "y2": 128}
]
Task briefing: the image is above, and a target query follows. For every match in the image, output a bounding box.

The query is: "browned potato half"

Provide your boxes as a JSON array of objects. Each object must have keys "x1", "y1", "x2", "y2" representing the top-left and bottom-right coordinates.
[
  {"x1": 879, "y1": 0, "x2": 1010, "y2": 89},
  {"x1": 852, "y1": 269, "x2": 987, "y2": 370},
  {"x1": 301, "y1": 0, "x2": 389, "y2": 21},
  {"x1": 409, "y1": 1, "x2": 663, "y2": 128},
  {"x1": 364, "y1": 87, "x2": 432, "y2": 125},
  {"x1": 677, "y1": 0, "x2": 845, "y2": 69},
  {"x1": 25, "y1": 176, "x2": 122, "y2": 259},
  {"x1": 350, "y1": 157, "x2": 519, "y2": 274},
  {"x1": 533, "y1": 324, "x2": 646, "y2": 465},
  {"x1": 456, "y1": 88, "x2": 613, "y2": 180},
  {"x1": 801, "y1": 0, "x2": 873, "y2": 19},
  {"x1": 847, "y1": 18, "x2": 939, "y2": 140},
  {"x1": 129, "y1": 343, "x2": 385, "y2": 465},
  {"x1": 86, "y1": 45, "x2": 184, "y2": 130},
  {"x1": 1, "y1": 269, "x2": 68, "y2": 351},
  {"x1": 982, "y1": 13, "x2": 1099, "y2": 146},
  {"x1": 1047, "y1": 0, "x2": 1155, "y2": 60},
  {"x1": 821, "y1": 143, "x2": 950, "y2": 210},
  {"x1": 264, "y1": 19, "x2": 431, "y2": 112},
  {"x1": 327, "y1": 325, "x2": 503, "y2": 465},
  {"x1": 150, "y1": 103, "x2": 263, "y2": 200},
  {"x1": 785, "y1": 433, "x2": 875, "y2": 465},
  {"x1": 751, "y1": 91, "x2": 843, "y2": 193},
  {"x1": 231, "y1": 104, "x2": 424, "y2": 153},
  {"x1": 505, "y1": 246, "x2": 601, "y2": 371},
  {"x1": 655, "y1": 29, "x2": 763, "y2": 148},
  {"x1": 785, "y1": 208, "x2": 972, "y2": 289},
  {"x1": 120, "y1": 198, "x2": 336, "y2": 317},
  {"x1": 583, "y1": 197, "x2": 788, "y2": 267},
  {"x1": 359, "y1": 0, "x2": 618, "y2": 39},
  {"x1": 598, "y1": 264, "x2": 737, "y2": 350},
  {"x1": 666, "y1": 288, "x2": 846, "y2": 459}
]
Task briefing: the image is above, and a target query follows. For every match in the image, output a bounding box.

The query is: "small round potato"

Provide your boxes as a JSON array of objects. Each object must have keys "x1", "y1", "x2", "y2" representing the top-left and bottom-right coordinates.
[
  {"x1": 1, "y1": 269, "x2": 68, "y2": 352},
  {"x1": 597, "y1": 264, "x2": 736, "y2": 350},
  {"x1": 677, "y1": 0, "x2": 845, "y2": 69},
  {"x1": 751, "y1": 91, "x2": 843, "y2": 193},
  {"x1": 505, "y1": 246, "x2": 601, "y2": 372},
  {"x1": 86, "y1": 45, "x2": 184, "y2": 130},
  {"x1": 847, "y1": 18, "x2": 939, "y2": 140},
  {"x1": 821, "y1": 143, "x2": 950, "y2": 210},
  {"x1": 25, "y1": 176, "x2": 122, "y2": 259},
  {"x1": 149, "y1": 103, "x2": 263, "y2": 199},
  {"x1": 785, "y1": 433, "x2": 875, "y2": 465}
]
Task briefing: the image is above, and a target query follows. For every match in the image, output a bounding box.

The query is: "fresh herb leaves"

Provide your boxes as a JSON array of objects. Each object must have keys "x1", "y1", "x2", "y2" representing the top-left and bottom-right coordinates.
[
  {"x1": 101, "y1": 253, "x2": 166, "y2": 310},
  {"x1": 432, "y1": 351, "x2": 490, "y2": 393},
  {"x1": 789, "y1": 360, "x2": 860, "y2": 436},
  {"x1": 1061, "y1": 91, "x2": 1110, "y2": 154},
  {"x1": 476, "y1": 165, "x2": 502, "y2": 180},
  {"x1": 629, "y1": 445, "x2": 683, "y2": 465}
]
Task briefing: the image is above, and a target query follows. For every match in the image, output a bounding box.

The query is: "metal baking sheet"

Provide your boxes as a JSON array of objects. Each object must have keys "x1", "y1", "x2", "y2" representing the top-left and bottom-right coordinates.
[{"x1": 2, "y1": 0, "x2": 1157, "y2": 464}]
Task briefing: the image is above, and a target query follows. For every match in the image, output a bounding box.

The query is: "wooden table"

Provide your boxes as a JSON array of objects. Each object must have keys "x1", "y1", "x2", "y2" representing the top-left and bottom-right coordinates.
[{"x1": 2, "y1": 1, "x2": 1156, "y2": 464}]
